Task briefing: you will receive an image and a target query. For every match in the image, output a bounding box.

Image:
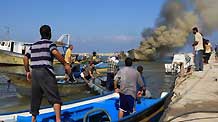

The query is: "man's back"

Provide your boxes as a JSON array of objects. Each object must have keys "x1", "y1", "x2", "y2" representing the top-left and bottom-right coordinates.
[
  {"x1": 194, "y1": 32, "x2": 204, "y2": 51},
  {"x1": 114, "y1": 66, "x2": 143, "y2": 98},
  {"x1": 26, "y1": 39, "x2": 56, "y2": 74}
]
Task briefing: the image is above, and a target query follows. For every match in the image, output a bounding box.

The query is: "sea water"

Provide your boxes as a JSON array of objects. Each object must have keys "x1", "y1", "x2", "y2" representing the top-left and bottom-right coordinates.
[{"x1": 0, "y1": 59, "x2": 176, "y2": 114}]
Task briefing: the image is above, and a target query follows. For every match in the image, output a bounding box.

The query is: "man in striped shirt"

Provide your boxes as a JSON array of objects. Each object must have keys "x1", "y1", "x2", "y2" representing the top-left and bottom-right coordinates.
[{"x1": 23, "y1": 25, "x2": 71, "y2": 122}]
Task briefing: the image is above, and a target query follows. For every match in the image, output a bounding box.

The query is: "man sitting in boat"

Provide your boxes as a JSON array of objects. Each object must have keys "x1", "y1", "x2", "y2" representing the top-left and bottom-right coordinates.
[
  {"x1": 114, "y1": 57, "x2": 145, "y2": 119},
  {"x1": 80, "y1": 62, "x2": 100, "y2": 84},
  {"x1": 90, "y1": 51, "x2": 101, "y2": 65}
]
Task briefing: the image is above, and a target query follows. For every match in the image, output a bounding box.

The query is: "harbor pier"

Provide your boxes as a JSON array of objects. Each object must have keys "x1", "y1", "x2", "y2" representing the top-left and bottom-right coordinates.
[{"x1": 163, "y1": 53, "x2": 218, "y2": 122}]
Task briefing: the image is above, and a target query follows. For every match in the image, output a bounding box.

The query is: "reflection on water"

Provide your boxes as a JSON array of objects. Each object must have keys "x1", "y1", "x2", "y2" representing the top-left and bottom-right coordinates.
[{"x1": 0, "y1": 60, "x2": 176, "y2": 114}]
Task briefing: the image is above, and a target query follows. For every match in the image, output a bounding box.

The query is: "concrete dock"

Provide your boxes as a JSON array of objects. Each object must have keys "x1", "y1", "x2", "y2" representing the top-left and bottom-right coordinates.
[{"x1": 163, "y1": 53, "x2": 218, "y2": 122}]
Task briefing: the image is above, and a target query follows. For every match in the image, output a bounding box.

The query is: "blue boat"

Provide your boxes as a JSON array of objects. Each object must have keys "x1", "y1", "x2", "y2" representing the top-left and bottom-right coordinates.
[
  {"x1": 0, "y1": 92, "x2": 170, "y2": 122},
  {"x1": 95, "y1": 62, "x2": 108, "y2": 69}
]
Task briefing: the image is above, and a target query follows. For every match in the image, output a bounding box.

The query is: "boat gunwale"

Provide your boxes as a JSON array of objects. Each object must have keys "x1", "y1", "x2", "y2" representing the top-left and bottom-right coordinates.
[
  {"x1": 0, "y1": 92, "x2": 114, "y2": 116},
  {"x1": 0, "y1": 91, "x2": 170, "y2": 122}
]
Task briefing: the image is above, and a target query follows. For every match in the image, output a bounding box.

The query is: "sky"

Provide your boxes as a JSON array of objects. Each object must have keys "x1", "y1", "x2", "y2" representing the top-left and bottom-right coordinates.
[{"x1": 0, "y1": 0, "x2": 165, "y2": 53}]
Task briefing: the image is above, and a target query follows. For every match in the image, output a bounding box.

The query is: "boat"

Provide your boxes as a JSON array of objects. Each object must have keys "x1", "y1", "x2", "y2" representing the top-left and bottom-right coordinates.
[
  {"x1": 14, "y1": 81, "x2": 86, "y2": 97},
  {"x1": 5, "y1": 73, "x2": 87, "y2": 97},
  {"x1": 0, "y1": 40, "x2": 31, "y2": 65},
  {"x1": 165, "y1": 53, "x2": 193, "y2": 74},
  {"x1": 95, "y1": 62, "x2": 108, "y2": 73},
  {"x1": 0, "y1": 92, "x2": 170, "y2": 122},
  {"x1": 0, "y1": 34, "x2": 70, "y2": 65}
]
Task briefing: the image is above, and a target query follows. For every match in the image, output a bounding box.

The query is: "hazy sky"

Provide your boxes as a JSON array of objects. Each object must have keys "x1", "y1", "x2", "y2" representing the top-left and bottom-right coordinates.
[{"x1": 0, "y1": 0, "x2": 165, "y2": 53}]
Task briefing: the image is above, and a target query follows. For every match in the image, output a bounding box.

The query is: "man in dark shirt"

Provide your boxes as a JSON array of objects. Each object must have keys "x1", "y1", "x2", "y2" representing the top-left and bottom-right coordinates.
[{"x1": 23, "y1": 25, "x2": 71, "y2": 122}]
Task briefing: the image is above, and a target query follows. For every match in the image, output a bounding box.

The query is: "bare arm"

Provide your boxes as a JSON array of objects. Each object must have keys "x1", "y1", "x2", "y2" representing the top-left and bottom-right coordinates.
[
  {"x1": 114, "y1": 79, "x2": 118, "y2": 89},
  {"x1": 52, "y1": 49, "x2": 71, "y2": 74},
  {"x1": 81, "y1": 77, "x2": 90, "y2": 84},
  {"x1": 114, "y1": 78, "x2": 120, "y2": 93},
  {"x1": 23, "y1": 56, "x2": 31, "y2": 81},
  {"x1": 192, "y1": 41, "x2": 198, "y2": 46},
  {"x1": 89, "y1": 71, "x2": 94, "y2": 78},
  {"x1": 23, "y1": 56, "x2": 30, "y2": 72},
  {"x1": 137, "y1": 73, "x2": 145, "y2": 90},
  {"x1": 52, "y1": 49, "x2": 67, "y2": 65}
]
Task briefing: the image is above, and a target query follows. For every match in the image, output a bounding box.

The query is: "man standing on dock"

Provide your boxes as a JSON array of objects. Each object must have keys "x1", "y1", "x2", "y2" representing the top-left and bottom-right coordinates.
[
  {"x1": 23, "y1": 25, "x2": 71, "y2": 122},
  {"x1": 192, "y1": 27, "x2": 204, "y2": 71},
  {"x1": 114, "y1": 57, "x2": 145, "y2": 119}
]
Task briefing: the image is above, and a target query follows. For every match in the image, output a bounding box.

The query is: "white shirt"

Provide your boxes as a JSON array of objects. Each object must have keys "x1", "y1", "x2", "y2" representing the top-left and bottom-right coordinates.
[{"x1": 194, "y1": 32, "x2": 204, "y2": 51}]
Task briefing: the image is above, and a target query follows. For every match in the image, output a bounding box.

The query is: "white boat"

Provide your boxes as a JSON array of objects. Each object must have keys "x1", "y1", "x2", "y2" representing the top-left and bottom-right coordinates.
[
  {"x1": 0, "y1": 34, "x2": 70, "y2": 65},
  {"x1": 165, "y1": 53, "x2": 193, "y2": 74},
  {"x1": 0, "y1": 40, "x2": 31, "y2": 65}
]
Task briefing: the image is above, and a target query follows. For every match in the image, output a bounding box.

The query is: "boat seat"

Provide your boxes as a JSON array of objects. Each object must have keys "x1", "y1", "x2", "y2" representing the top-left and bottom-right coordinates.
[{"x1": 93, "y1": 98, "x2": 119, "y2": 121}]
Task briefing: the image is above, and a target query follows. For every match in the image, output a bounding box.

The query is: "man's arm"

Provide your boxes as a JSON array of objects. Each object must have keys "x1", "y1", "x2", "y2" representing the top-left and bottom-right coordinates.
[
  {"x1": 80, "y1": 73, "x2": 90, "y2": 83},
  {"x1": 52, "y1": 49, "x2": 67, "y2": 65},
  {"x1": 23, "y1": 55, "x2": 31, "y2": 81},
  {"x1": 114, "y1": 79, "x2": 118, "y2": 89},
  {"x1": 23, "y1": 56, "x2": 30, "y2": 72},
  {"x1": 82, "y1": 77, "x2": 90, "y2": 84},
  {"x1": 89, "y1": 71, "x2": 94, "y2": 78},
  {"x1": 137, "y1": 73, "x2": 145, "y2": 90},
  {"x1": 114, "y1": 79, "x2": 119, "y2": 93},
  {"x1": 192, "y1": 41, "x2": 198, "y2": 46},
  {"x1": 52, "y1": 49, "x2": 71, "y2": 74}
]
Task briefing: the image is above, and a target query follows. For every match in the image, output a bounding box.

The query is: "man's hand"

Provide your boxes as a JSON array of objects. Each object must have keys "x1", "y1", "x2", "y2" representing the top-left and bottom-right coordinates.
[
  {"x1": 26, "y1": 72, "x2": 31, "y2": 82},
  {"x1": 64, "y1": 64, "x2": 71, "y2": 75},
  {"x1": 114, "y1": 88, "x2": 119, "y2": 93}
]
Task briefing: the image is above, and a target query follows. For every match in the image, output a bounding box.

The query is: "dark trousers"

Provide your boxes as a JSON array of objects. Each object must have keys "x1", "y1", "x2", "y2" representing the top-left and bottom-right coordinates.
[
  {"x1": 205, "y1": 53, "x2": 211, "y2": 63},
  {"x1": 31, "y1": 68, "x2": 62, "y2": 116},
  {"x1": 106, "y1": 73, "x2": 114, "y2": 91}
]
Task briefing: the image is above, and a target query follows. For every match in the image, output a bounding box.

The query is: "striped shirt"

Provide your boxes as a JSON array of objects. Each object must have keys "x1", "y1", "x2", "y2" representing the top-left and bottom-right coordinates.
[{"x1": 25, "y1": 39, "x2": 57, "y2": 74}]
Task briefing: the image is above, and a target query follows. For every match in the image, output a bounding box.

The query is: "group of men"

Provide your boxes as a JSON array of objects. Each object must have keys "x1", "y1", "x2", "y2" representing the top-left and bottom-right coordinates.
[
  {"x1": 192, "y1": 27, "x2": 218, "y2": 71},
  {"x1": 23, "y1": 25, "x2": 146, "y2": 121}
]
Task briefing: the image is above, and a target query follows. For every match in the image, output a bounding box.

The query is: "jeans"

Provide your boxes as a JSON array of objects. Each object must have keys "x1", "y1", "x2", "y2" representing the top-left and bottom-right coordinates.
[{"x1": 194, "y1": 50, "x2": 203, "y2": 71}]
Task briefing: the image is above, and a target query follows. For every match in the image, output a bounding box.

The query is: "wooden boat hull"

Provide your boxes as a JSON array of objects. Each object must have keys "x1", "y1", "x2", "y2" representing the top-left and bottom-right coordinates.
[
  {"x1": 0, "y1": 49, "x2": 24, "y2": 65},
  {"x1": 5, "y1": 73, "x2": 87, "y2": 97},
  {"x1": 0, "y1": 92, "x2": 170, "y2": 122},
  {"x1": 14, "y1": 82, "x2": 87, "y2": 97}
]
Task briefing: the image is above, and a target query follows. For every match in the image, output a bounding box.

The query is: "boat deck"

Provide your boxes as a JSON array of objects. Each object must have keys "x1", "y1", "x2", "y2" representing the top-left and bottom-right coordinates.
[{"x1": 17, "y1": 97, "x2": 160, "y2": 122}]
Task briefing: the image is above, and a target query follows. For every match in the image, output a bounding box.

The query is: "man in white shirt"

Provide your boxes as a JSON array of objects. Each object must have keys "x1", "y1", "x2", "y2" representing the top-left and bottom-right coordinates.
[{"x1": 192, "y1": 27, "x2": 204, "y2": 71}]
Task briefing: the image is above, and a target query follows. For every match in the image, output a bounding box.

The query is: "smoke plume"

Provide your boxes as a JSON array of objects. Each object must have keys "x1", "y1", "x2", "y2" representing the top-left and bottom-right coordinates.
[{"x1": 134, "y1": 0, "x2": 218, "y2": 60}]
